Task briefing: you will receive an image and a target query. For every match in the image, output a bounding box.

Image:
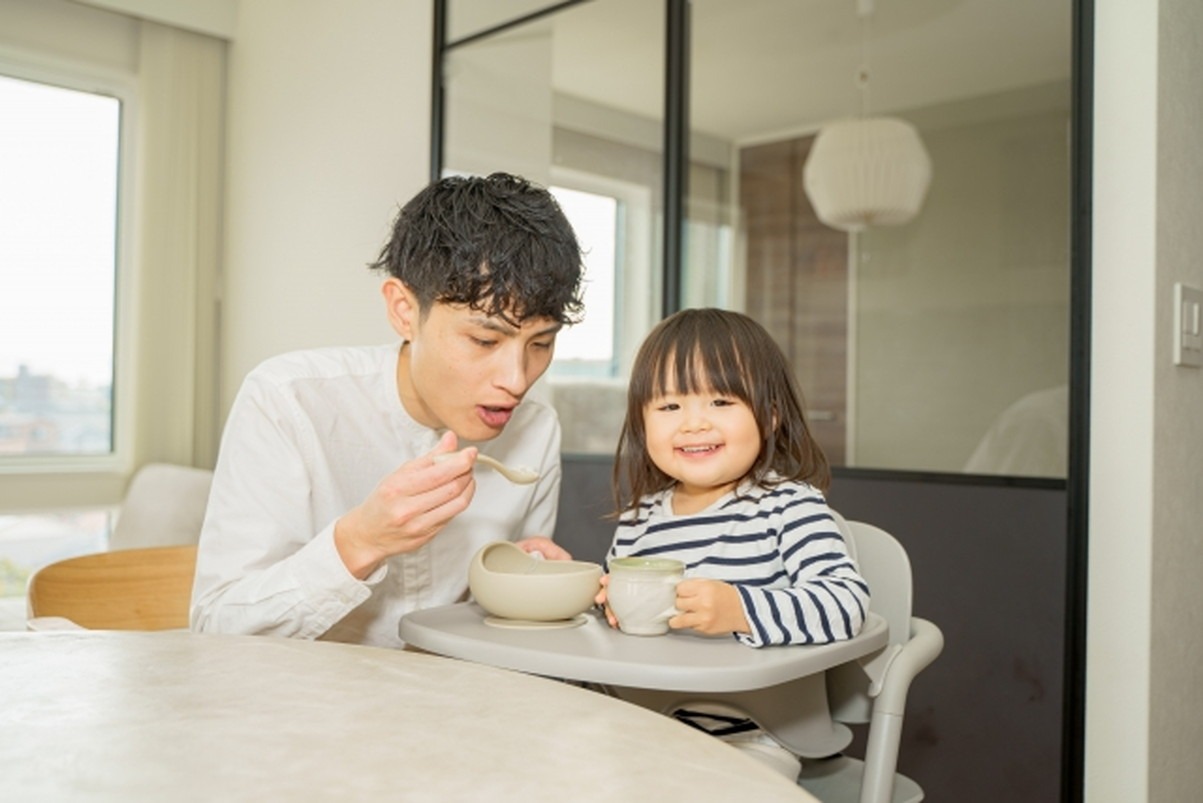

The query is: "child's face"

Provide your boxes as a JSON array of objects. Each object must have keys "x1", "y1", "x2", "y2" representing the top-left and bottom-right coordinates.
[{"x1": 642, "y1": 381, "x2": 761, "y2": 514}]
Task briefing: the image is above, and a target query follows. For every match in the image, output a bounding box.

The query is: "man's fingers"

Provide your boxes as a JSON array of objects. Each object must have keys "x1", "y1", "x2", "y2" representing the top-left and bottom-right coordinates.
[
  {"x1": 429, "y1": 429, "x2": 459, "y2": 457},
  {"x1": 381, "y1": 451, "x2": 475, "y2": 503},
  {"x1": 397, "y1": 475, "x2": 475, "y2": 537}
]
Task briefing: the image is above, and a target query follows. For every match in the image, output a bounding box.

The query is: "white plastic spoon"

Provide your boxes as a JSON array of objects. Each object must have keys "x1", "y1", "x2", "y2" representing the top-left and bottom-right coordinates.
[{"x1": 434, "y1": 451, "x2": 540, "y2": 485}]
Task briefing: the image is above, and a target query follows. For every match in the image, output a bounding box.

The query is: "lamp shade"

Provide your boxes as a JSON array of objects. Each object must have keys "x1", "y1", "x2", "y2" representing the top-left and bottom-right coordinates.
[{"x1": 802, "y1": 117, "x2": 932, "y2": 232}]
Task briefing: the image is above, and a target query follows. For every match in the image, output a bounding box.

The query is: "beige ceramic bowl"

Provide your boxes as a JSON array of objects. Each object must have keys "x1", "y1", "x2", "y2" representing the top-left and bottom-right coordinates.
[{"x1": 468, "y1": 541, "x2": 603, "y2": 621}]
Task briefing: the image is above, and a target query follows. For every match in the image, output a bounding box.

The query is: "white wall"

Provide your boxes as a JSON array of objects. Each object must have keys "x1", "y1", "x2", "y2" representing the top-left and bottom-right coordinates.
[
  {"x1": 1089, "y1": 0, "x2": 1203, "y2": 800},
  {"x1": 220, "y1": 0, "x2": 431, "y2": 414},
  {"x1": 77, "y1": 0, "x2": 236, "y2": 39},
  {"x1": 1149, "y1": 0, "x2": 1203, "y2": 798},
  {"x1": 1087, "y1": 1, "x2": 1156, "y2": 798}
]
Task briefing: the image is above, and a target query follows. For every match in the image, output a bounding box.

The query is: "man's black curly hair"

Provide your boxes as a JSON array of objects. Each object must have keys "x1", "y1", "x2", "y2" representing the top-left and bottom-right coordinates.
[{"x1": 370, "y1": 172, "x2": 585, "y2": 326}]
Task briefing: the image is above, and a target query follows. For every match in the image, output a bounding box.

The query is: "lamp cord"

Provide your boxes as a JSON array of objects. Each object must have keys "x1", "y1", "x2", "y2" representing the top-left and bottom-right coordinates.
[{"x1": 857, "y1": 1, "x2": 873, "y2": 117}]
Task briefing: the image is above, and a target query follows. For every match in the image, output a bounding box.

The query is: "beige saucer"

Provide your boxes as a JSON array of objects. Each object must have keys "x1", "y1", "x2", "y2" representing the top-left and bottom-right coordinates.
[{"x1": 483, "y1": 614, "x2": 589, "y2": 630}]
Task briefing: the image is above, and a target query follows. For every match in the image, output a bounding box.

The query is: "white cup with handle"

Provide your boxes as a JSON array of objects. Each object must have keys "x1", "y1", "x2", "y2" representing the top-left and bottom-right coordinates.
[{"x1": 606, "y1": 557, "x2": 685, "y2": 636}]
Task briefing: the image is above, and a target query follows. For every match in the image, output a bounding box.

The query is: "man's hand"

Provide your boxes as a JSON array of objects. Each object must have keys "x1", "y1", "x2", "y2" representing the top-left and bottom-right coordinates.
[
  {"x1": 515, "y1": 536, "x2": 572, "y2": 561},
  {"x1": 333, "y1": 431, "x2": 476, "y2": 579},
  {"x1": 669, "y1": 578, "x2": 750, "y2": 636}
]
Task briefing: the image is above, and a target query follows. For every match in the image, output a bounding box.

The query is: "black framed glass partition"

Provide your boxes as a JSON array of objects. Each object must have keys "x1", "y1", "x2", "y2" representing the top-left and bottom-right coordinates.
[
  {"x1": 432, "y1": 2, "x2": 1089, "y2": 799},
  {"x1": 435, "y1": 1, "x2": 1077, "y2": 483}
]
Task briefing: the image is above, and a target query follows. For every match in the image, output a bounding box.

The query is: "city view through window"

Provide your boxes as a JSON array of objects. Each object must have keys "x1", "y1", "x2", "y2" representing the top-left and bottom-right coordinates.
[{"x1": 0, "y1": 74, "x2": 119, "y2": 457}]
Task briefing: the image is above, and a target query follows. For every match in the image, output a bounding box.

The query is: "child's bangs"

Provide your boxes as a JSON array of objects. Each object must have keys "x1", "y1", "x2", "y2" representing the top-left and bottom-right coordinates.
[{"x1": 651, "y1": 339, "x2": 751, "y2": 401}]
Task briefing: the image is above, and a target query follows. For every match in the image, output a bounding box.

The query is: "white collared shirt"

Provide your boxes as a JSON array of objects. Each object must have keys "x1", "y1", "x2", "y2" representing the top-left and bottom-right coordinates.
[{"x1": 191, "y1": 344, "x2": 561, "y2": 648}]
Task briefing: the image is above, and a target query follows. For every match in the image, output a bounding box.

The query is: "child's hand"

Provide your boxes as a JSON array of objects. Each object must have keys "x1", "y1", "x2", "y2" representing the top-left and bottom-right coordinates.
[
  {"x1": 594, "y1": 574, "x2": 617, "y2": 629},
  {"x1": 671, "y1": 578, "x2": 749, "y2": 636}
]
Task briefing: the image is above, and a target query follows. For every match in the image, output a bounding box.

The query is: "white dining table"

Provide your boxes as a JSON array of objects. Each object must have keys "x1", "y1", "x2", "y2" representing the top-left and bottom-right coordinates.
[
  {"x1": 400, "y1": 604, "x2": 890, "y2": 758},
  {"x1": 0, "y1": 630, "x2": 816, "y2": 802}
]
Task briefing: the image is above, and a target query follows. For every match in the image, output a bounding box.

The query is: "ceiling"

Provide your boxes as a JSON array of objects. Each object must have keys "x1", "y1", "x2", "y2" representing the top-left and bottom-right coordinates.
[{"x1": 454, "y1": 0, "x2": 1074, "y2": 144}]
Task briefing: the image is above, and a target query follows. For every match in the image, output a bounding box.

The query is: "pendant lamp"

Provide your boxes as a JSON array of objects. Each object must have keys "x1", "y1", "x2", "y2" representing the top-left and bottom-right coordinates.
[{"x1": 802, "y1": 0, "x2": 931, "y2": 232}]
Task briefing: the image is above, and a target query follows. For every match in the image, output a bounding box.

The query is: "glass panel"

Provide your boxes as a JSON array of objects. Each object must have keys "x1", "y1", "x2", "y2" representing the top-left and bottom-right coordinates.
[
  {"x1": 442, "y1": 0, "x2": 1073, "y2": 478},
  {"x1": 442, "y1": 0, "x2": 665, "y2": 455},
  {"x1": 690, "y1": 0, "x2": 1073, "y2": 478},
  {"x1": 853, "y1": 86, "x2": 1071, "y2": 476},
  {"x1": 447, "y1": 0, "x2": 574, "y2": 43},
  {"x1": 0, "y1": 75, "x2": 119, "y2": 457},
  {"x1": 547, "y1": 186, "x2": 618, "y2": 375},
  {"x1": 681, "y1": 155, "x2": 734, "y2": 310}
]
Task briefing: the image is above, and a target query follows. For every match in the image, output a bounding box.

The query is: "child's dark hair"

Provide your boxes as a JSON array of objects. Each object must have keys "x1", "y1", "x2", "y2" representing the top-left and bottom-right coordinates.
[
  {"x1": 370, "y1": 172, "x2": 585, "y2": 325},
  {"x1": 613, "y1": 308, "x2": 830, "y2": 515}
]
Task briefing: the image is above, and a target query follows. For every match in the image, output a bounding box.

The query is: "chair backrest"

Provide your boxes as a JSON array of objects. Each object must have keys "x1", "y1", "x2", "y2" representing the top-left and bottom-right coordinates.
[
  {"x1": 827, "y1": 513, "x2": 915, "y2": 722},
  {"x1": 830, "y1": 511, "x2": 913, "y2": 645},
  {"x1": 109, "y1": 463, "x2": 214, "y2": 549},
  {"x1": 26, "y1": 545, "x2": 198, "y2": 630},
  {"x1": 843, "y1": 518, "x2": 914, "y2": 647}
]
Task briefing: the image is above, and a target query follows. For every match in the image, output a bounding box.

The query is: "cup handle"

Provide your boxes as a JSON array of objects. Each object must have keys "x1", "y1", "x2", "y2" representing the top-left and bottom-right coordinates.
[{"x1": 658, "y1": 576, "x2": 682, "y2": 620}]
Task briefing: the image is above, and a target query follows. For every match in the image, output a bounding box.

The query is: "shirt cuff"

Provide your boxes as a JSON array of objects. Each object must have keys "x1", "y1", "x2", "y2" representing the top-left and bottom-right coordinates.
[{"x1": 291, "y1": 522, "x2": 380, "y2": 620}]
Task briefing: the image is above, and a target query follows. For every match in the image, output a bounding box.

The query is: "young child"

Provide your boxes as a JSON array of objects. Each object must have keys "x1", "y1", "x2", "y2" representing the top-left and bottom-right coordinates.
[{"x1": 596, "y1": 307, "x2": 870, "y2": 776}]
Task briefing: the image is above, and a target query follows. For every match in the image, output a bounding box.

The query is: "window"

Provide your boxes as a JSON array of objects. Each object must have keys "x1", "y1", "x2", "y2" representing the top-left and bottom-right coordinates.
[
  {"x1": 547, "y1": 185, "x2": 618, "y2": 377},
  {"x1": 543, "y1": 171, "x2": 658, "y2": 453},
  {"x1": 0, "y1": 72, "x2": 125, "y2": 462}
]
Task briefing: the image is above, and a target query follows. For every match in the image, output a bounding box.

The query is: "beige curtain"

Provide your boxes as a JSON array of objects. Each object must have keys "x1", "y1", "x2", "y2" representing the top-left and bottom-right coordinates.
[{"x1": 134, "y1": 21, "x2": 225, "y2": 468}]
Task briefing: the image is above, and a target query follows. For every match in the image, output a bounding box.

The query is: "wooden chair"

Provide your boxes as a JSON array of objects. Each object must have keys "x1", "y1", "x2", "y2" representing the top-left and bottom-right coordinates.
[{"x1": 25, "y1": 545, "x2": 198, "y2": 631}]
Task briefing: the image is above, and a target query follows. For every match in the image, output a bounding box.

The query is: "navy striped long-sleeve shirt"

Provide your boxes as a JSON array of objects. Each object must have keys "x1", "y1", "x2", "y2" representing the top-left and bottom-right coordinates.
[{"x1": 607, "y1": 477, "x2": 870, "y2": 647}]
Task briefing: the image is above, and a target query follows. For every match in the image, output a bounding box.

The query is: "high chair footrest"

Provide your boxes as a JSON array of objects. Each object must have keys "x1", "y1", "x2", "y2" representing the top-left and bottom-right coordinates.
[{"x1": 796, "y1": 754, "x2": 924, "y2": 803}]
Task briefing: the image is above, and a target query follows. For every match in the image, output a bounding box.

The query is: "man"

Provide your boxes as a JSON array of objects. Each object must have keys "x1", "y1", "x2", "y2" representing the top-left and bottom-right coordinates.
[{"x1": 191, "y1": 173, "x2": 584, "y2": 647}]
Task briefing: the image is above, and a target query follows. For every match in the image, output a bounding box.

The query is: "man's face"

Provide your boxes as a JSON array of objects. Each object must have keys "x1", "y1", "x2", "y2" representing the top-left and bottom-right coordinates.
[{"x1": 385, "y1": 279, "x2": 561, "y2": 441}]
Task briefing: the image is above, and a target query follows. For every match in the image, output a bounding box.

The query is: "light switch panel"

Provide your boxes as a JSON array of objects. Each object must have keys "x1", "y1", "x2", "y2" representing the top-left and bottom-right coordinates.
[{"x1": 1174, "y1": 282, "x2": 1203, "y2": 368}]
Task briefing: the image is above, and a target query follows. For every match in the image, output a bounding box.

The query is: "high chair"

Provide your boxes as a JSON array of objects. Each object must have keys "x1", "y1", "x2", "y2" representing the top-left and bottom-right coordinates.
[
  {"x1": 793, "y1": 514, "x2": 944, "y2": 803},
  {"x1": 610, "y1": 514, "x2": 942, "y2": 803}
]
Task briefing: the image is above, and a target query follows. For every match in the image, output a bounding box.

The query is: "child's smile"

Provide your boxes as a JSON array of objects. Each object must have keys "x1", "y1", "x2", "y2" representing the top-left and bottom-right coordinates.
[{"x1": 644, "y1": 388, "x2": 761, "y2": 515}]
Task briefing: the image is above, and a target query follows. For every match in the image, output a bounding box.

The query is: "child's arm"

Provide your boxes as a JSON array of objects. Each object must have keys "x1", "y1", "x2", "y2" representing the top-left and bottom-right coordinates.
[{"x1": 735, "y1": 494, "x2": 870, "y2": 648}]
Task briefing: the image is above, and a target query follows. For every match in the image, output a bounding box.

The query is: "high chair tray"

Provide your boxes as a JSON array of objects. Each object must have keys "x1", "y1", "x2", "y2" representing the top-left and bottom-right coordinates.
[{"x1": 400, "y1": 602, "x2": 888, "y2": 692}]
